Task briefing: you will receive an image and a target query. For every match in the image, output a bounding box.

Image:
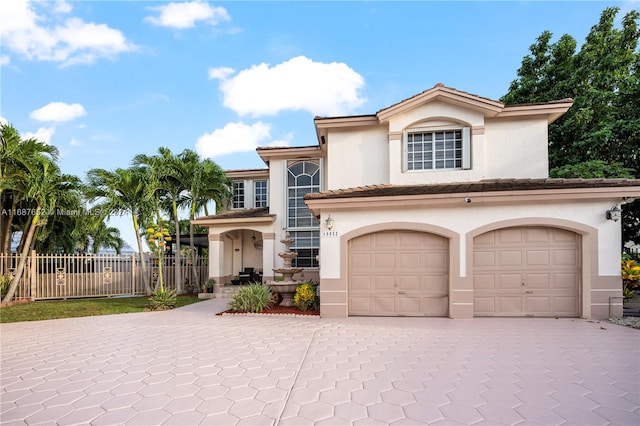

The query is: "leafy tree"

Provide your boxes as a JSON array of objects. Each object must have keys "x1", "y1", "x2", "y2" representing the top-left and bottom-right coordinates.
[{"x1": 503, "y1": 7, "x2": 640, "y2": 243}]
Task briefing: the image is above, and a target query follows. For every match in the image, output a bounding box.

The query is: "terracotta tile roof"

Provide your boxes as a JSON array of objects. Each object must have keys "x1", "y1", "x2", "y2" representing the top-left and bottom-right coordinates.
[
  {"x1": 224, "y1": 168, "x2": 269, "y2": 173},
  {"x1": 304, "y1": 179, "x2": 640, "y2": 200},
  {"x1": 195, "y1": 207, "x2": 273, "y2": 221}
]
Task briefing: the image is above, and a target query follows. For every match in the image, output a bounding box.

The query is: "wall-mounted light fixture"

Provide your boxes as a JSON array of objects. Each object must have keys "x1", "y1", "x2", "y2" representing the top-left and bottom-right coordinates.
[
  {"x1": 325, "y1": 215, "x2": 334, "y2": 230},
  {"x1": 606, "y1": 206, "x2": 621, "y2": 222}
]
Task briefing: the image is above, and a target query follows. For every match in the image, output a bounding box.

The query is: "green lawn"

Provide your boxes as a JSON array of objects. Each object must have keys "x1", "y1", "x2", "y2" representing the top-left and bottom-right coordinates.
[{"x1": 0, "y1": 294, "x2": 204, "y2": 323}]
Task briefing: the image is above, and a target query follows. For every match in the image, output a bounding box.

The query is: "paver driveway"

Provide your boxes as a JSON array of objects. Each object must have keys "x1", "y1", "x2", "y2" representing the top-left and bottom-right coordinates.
[{"x1": 1, "y1": 298, "x2": 639, "y2": 425}]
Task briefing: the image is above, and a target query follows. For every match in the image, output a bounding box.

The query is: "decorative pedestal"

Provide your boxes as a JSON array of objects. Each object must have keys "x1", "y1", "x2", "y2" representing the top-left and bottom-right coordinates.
[{"x1": 268, "y1": 232, "x2": 304, "y2": 306}]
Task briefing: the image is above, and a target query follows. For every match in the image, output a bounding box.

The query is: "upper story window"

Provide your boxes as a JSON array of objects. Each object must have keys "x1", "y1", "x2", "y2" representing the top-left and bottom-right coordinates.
[
  {"x1": 287, "y1": 161, "x2": 320, "y2": 229},
  {"x1": 232, "y1": 181, "x2": 244, "y2": 209},
  {"x1": 405, "y1": 127, "x2": 471, "y2": 171},
  {"x1": 254, "y1": 180, "x2": 268, "y2": 208}
]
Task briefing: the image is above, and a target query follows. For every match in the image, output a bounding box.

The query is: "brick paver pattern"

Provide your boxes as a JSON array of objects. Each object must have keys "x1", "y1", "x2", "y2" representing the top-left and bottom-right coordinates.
[{"x1": 1, "y1": 299, "x2": 639, "y2": 425}]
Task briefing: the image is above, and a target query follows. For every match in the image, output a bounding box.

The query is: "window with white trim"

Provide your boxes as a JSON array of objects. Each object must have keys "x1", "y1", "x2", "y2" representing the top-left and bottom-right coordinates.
[
  {"x1": 254, "y1": 180, "x2": 268, "y2": 208},
  {"x1": 405, "y1": 127, "x2": 471, "y2": 171},
  {"x1": 287, "y1": 160, "x2": 320, "y2": 268},
  {"x1": 232, "y1": 181, "x2": 244, "y2": 209}
]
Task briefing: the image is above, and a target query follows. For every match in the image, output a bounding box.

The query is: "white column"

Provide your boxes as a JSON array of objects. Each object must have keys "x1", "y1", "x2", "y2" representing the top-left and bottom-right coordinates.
[
  {"x1": 208, "y1": 233, "x2": 224, "y2": 290},
  {"x1": 262, "y1": 233, "x2": 275, "y2": 282}
]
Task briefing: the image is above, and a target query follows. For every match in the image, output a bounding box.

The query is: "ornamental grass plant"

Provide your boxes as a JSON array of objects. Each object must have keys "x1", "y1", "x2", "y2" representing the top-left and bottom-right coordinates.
[{"x1": 229, "y1": 283, "x2": 274, "y2": 313}]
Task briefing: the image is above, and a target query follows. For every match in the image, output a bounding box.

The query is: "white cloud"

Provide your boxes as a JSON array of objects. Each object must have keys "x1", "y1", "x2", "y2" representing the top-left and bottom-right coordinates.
[
  {"x1": 0, "y1": 55, "x2": 10, "y2": 66},
  {"x1": 53, "y1": 0, "x2": 72, "y2": 14},
  {"x1": 217, "y1": 56, "x2": 366, "y2": 117},
  {"x1": 208, "y1": 66, "x2": 235, "y2": 80},
  {"x1": 196, "y1": 121, "x2": 279, "y2": 158},
  {"x1": 23, "y1": 127, "x2": 55, "y2": 144},
  {"x1": 145, "y1": 1, "x2": 230, "y2": 29},
  {"x1": 30, "y1": 102, "x2": 86, "y2": 123},
  {"x1": 0, "y1": 116, "x2": 8, "y2": 126},
  {"x1": 0, "y1": 0, "x2": 136, "y2": 66}
]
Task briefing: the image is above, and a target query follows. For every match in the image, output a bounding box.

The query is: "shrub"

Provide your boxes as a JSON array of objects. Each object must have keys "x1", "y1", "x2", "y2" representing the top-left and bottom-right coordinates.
[
  {"x1": 294, "y1": 282, "x2": 318, "y2": 311},
  {"x1": 0, "y1": 275, "x2": 11, "y2": 299},
  {"x1": 149, "y1": 287, "x2": 177, "y2": 310},
  {"x1": 622, "y1": 258, "x2": 640, "y2": 300},
  {"x1": 229, "y1": 283, "x2": 274, "y2": 313}
]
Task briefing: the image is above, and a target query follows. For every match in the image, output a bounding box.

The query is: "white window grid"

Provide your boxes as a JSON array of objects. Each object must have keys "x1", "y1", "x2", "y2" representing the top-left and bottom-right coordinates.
[
  {"x1": 254, "y1": 180, "x2": 268, "y2": 208},
  {"x1": 232, "y1": 181, "x2": 244, "y2": 209},
  {"x1": 407, "y1": 130, "x2": 463, "y2": 170}
]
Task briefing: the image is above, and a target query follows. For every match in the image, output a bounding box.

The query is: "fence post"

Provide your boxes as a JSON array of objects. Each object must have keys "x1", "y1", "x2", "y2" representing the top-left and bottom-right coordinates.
[
  {"x1": 30, "y1": 250, "x2": 37, "y2": 301},
  {"x1": 131, "y1": 253, "x2": 136, "y2": 294}
]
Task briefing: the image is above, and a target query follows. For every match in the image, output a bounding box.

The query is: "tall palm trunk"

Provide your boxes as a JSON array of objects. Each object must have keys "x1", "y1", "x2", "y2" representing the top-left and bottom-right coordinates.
[
  {"x1": 2, "y1": 210, "x2": 39, "y2": 303},
  {"x1": 171, "y1": 200, "x2": 182, "y2": 293},
  {"x1": 189, "y1": 205, "x2": 199, "y2": 287},
  {"x1": 132, "y1": 215, "x2": 152, "y2": 294}
]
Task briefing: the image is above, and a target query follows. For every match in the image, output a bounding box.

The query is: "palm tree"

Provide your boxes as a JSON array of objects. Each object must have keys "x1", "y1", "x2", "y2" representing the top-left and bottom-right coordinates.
[
  {"x1": 133, "y1": 147, "x2": 186, "y2": 292},
  {"x1": 72, "y1": 213, "x2": 125, "y2": 254},
  {"x1": 2, "y1": 161, "x2": 78, "y2": 303},
  {"x1": 1, "y1": 124, "x2": 59, "y2": 256},
  {"x1": 85, "y1": 167, "x2": 155, "y2": 294},
  {"x1": 178, "y1": 150, "x2": 231, "y2": 286}
]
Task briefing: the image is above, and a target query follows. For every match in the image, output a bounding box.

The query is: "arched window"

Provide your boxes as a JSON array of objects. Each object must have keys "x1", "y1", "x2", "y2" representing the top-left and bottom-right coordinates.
[{"x1": 287, "y1": 160, "x2": 320, "y2": 267}]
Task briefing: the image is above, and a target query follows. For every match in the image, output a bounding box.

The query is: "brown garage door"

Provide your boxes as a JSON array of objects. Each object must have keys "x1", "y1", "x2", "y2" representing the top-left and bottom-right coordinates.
[
  {"x1": 349, "y1": 230, "x2": 449, "y2": 316},
  {"x1": 474, "y1": 227, "x2": 580, "y2": 317}
]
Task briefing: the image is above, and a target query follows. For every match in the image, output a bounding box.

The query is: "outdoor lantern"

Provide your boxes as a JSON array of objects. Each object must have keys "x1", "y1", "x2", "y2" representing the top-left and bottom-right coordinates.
[
  {"x1": 606, "y1": 206, "x2": 622, "y2": 222},
  {"x1": 325, "y1": 215, "x2": 334, "y2": 230}
]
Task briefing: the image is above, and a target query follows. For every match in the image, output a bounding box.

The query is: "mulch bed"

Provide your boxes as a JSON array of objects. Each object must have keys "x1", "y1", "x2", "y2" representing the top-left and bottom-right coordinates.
[{"x1": 217, "y1": 304, "x2": 319, "y2": 316}]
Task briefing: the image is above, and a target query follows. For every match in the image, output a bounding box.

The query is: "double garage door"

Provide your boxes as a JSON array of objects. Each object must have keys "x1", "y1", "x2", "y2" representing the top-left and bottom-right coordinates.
[{"x1": 348, "y1": 227, "x2": 580, "y2": 318}]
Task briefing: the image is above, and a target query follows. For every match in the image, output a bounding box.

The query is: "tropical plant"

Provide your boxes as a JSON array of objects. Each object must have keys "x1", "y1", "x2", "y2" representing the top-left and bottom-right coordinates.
[
  {"x1": 622, "y1": 257, "x2": 640, "y2": 300},
  {"x1": 0, "y1": 275, "x2": 11, "y2": 299},
  {"x1": 293, "y1": 282, "x2": 317, "y2": 311},
  {"x1": 229, "y1": 283, "x2": 274, "y2": 313},
  {"x1": 2, "y1": 160, "x2": 81, "y2": 303},
  {"x1": 145, "y1": 223, "x2": 172, "y2": 291},
  {"x1": 148, "y1": 287, "x2": 177, "y2": 311},
  {"x1": 133, "y1": 147, "x2": 187, "y2": 292},
  {"x1": 85, "y1": 167, "x2": 155, "y2": 293}
]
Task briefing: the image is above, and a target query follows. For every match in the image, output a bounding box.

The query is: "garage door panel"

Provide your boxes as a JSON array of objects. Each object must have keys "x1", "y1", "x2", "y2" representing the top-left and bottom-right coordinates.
[
  {"x1": 399, "y1": 252, "x2": 422, "y2": 268},
  {"x1": 498, "y1": 296, "x2": 523, "y2": 313},
  {"x1": 525, "y1": 296, "x2": 551, "y2": 313},
  {"x1": 422, "y1": 275, "x2": 448, "y2": 294},
  {"x1": 498, "y1": 251, "x2": 523, "y2": 267},
  {"x1": 350, "y1": 275, "x2": 372, "y2": 291},
  {"x1": 373, "y1": 252, "x2": 396, "y2": 269},
  {"x1": 553, "y1": 296, "x2": 579, "y2": 314},
  {"x1": 349, "y1": 297, "x2": 372, "y2": 314},
  {"x1": 474, "y1": 251, "x2": 495, "y2": 268},
  {"x1": 374, "y1": 275, "x2": 395, "y2": 292},
  {"x1": 553, "y1": 249, "x2": 578, "y2": 266},
  {"x1": 398, "y1": 275, "x2": 419, "y2": 291},
  {"x1": 553, "y1": 273, "x2": 579, "y2": 289},
  {"x1": 424, "y1": 252, "x2": 448, "y2": 270},
  {"x1": 525, "y1": 228, "x2": 551, "y2": 243},
  {"x1": 474, "y1": 274, "x2": 495, "y2": 290},
  {"x1": 474, "y1": 297, "x2": 495, "y2": 315},
  {"x1": 374, "y1": 233, "x2": 396, "y2": 247},
  {"x1": 349, "y1": 230, "x2": 449, "y2": 317},
  {"x1": 474, "y1": 226, "x2": 580, "y2": 318},
  {"x1": 526, "y1": 273, "x2": 550, "y2": 289},
  {"x1": 372, "y1": 297, "x2": 396, "y2": 315},
  {"x1": 498, "y1": 274, "x2": 523, "y2": 290},
  {"x1": 350, "y1": 253, "x2": 372, "y2": 269},
  {"x1": 526, "y1": 250, "x2": 550, "y2": 266},
  {"x1": 498, "y1": 228, "x2": 524, "y2": 243}
]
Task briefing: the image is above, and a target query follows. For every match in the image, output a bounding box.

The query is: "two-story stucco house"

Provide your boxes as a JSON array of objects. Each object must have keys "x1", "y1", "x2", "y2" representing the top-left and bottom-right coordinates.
[{"x1": 194, "y1": 83, "x2": 640, "y2": 319}]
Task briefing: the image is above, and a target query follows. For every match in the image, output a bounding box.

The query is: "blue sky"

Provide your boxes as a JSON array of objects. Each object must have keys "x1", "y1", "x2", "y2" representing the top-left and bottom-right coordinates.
[{"x1": 1, "y1": 0, "x2": 636, "y2": 250}]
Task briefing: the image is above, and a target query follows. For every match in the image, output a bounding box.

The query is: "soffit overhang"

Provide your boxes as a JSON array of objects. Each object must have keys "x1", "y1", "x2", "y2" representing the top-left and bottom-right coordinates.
[
  {"x1": 256, "y1": 145, "x2": 324, "y2": 164},
  {"x1": 304, "y1": 179, "x2": 640, "y2": 214}
]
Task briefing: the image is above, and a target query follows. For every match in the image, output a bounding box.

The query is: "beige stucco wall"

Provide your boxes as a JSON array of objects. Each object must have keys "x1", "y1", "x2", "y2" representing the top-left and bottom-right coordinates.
[
  {"x1": 326, "y1": 127, "x2": 388, "y2": 190},
  {"x1": 484, "y1": 117, "x2": 549, "y2": 179},
  {"x1": 318, "y1": 199, "x2": 622, "y2": 319}
]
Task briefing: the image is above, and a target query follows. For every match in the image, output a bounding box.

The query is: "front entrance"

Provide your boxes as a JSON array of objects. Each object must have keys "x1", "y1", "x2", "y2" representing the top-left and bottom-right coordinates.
[{"x1": 348, "y1": 230, "x2": 449, "y2": 316}]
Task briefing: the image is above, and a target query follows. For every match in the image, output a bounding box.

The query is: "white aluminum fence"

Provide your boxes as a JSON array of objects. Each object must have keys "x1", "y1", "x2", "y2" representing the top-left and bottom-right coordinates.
[{"x1": 0, "y1": 252, "x2": 208, "y2": 301}]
